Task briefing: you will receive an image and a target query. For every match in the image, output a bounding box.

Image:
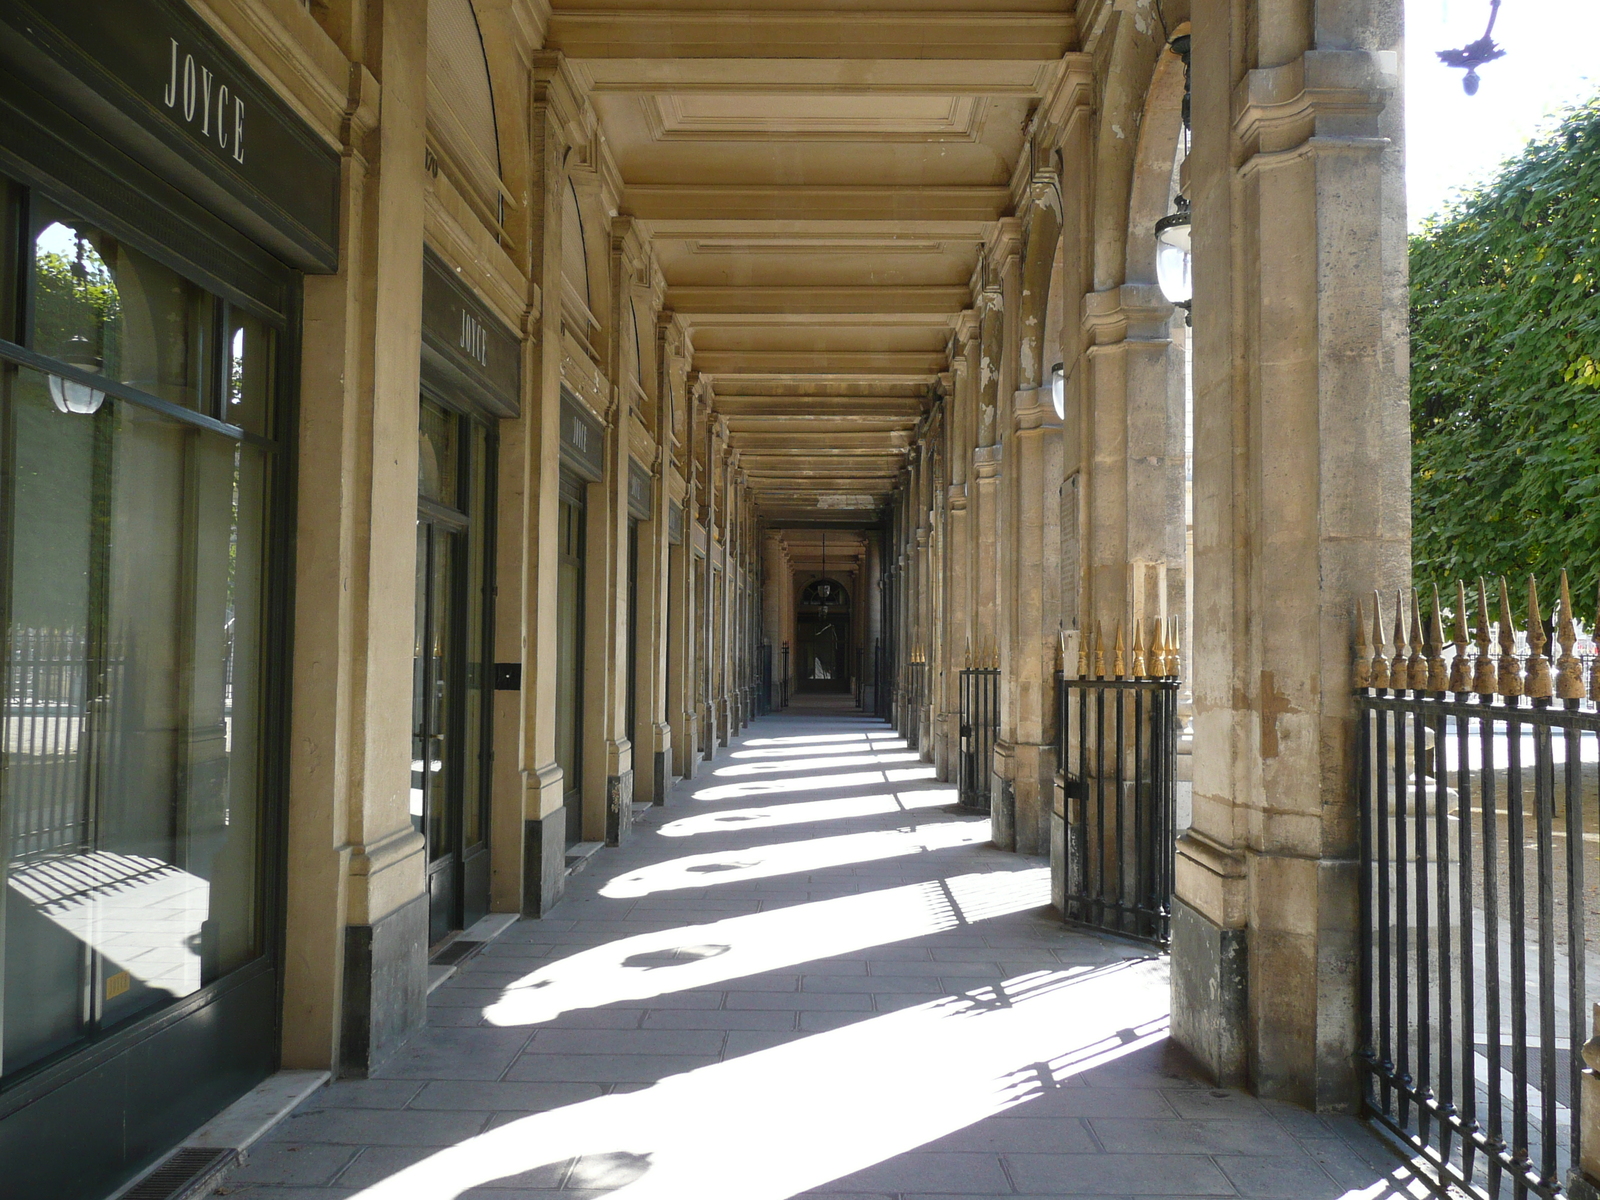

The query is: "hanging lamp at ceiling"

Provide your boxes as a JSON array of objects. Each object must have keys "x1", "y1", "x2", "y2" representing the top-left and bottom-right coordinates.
[{"x1": 1437, "y1": 0, "x2": 1505, "y2": 95}]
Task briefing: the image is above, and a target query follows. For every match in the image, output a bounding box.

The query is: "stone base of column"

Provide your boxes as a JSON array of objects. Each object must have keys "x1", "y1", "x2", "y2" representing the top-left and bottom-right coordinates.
[
  {"x1": 522, "y1": 809, "x2": 568, "y2": 916},
  {"x1": 606, "y1": 769, "x2": 635, "y2": 846},
  {"x1": 1170, "y1": 897, "x2": 1249, "y2": 1089},
  {"x1": 1569, "y1": 1175, "x2": 1600, "y2": 1200},
  {"x1": 654, "y1": 749, "x2": 669, "y2": 806},
  {"x1": 339, "y1": 893, "x2": 427, "y2": 1078},
  {"x1": 990, "y1": 774, "x2": 1015, "y2": 851}
]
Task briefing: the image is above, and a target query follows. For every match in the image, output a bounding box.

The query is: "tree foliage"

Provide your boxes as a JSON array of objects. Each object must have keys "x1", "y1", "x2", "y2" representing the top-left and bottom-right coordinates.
[{"x1": 1411, "y1": 93, "x2": 1600, "y2": 613}]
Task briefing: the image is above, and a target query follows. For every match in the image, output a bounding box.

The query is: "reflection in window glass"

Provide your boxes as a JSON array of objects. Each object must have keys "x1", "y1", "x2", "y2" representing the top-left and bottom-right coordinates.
[
  {"x1": 226, "y1": 309, "x2": 274, "y2": 435},
  {"x1": 31, "y1": 210, "x2": 209, "y2": 413},
  {"x1": 418, "y1": 398, "x2": 458, "y2": 508},
  {"x1": 0, "y1": 359, "x2": 268, "y2": 1075}
]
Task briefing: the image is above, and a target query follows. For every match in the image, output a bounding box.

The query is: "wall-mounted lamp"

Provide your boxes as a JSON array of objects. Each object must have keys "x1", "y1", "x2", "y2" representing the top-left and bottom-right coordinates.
[
  {"x1": 1155, "y1": 197, "x2": 1192, "y2": 312},
  {"x1": 1050, "y1": 362, "x2": 1065, "y2": 420}
]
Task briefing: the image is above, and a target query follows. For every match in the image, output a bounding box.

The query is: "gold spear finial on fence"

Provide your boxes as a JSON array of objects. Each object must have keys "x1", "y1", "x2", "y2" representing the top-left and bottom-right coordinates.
[
  {"x1": 1168, "y1": 617, "x2": 1182, "y2": 677},
  {"x1": 1474, "y1": 578, "x2": 1498, "y2": 697},
  {"x1": 1428, "y1": 585, "x2": 1449, "y2": 693},
  {"x1": 1093, "y1": 621, "x2": 1106, "y2": 678},
  {"x1": 1449, "y1": 580, "x2": 1473, "y2": 693},
  {"x1": 1152, "y1": 618, "x2": 1169, "y2": 681},
  {"x1": 1370, "y1": 590, "x2": 1390, "y2": 687},
  {"x1": 1354, "y1": 597, "x2": 1371, "y2": 688},
  {"x1": 1390, "y1": 590, "x2": 1411, "y2": 691},
  {"x1": 1525, "y1": 575, "x2": 1553, "y2": 699},
  {"x1": 1556, "y1": 569, "x2": 1583, "y2": 700},
  {"x1": 1409, "y1": 589, "x2": 1430, "y2": 691},
  {"x1": 1497, "y1": 576, "x2": 1524, "y2": 697},
  {"x1": 1076, "y1": 628, "x2": 1090, "y2": 678},
  {"x1": 1131, "y1": 619, "x2": 1148, "y2": 677},
  {"x1": 1113, "y1": 621, "x2": 1127, "y2": 678}
]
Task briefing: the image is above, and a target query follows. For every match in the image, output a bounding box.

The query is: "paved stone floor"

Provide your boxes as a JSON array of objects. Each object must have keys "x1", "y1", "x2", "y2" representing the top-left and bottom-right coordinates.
[{"x1": 222, "y1": 711, "x2": 1427, "y2": 1200}]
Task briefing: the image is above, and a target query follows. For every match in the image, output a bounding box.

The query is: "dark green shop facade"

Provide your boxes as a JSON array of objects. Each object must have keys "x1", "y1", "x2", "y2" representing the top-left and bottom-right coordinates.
[{"x1": 0, "y1": 1, "x2": 338, "y2": 1196}]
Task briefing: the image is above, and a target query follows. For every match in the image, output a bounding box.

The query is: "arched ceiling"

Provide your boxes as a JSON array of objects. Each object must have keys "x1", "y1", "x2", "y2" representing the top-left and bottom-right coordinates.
[{"x1": 546, "y1": 0, "x2": 1073, "y2": 523}]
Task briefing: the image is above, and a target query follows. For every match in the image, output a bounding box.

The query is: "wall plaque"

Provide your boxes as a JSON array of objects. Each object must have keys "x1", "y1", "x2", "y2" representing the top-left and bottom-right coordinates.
[
  {"x1": 667, "y1": 501, "x2": 684, "y2": 545},
  {"x1": 627, "y1": 459, "x2": 653, "y2": 522},
  {"x1": 560, "y1": 390, "x2": 604, "y2": 482},
  {"x1": 0, "y1": 0, "x2": 342, "y2": 271},
  {"x1": 421, "y1": 247, "x2": 521, "y2": 419}
]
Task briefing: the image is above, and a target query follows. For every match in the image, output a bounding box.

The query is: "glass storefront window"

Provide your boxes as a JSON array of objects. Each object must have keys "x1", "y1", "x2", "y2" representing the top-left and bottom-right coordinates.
[{"x1": 1, "y1": 191, "x2": 278, "y2": 1079}]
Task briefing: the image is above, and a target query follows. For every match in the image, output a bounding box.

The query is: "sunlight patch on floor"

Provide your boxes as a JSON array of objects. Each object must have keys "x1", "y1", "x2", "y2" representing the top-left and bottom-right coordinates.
[
  {"x1": 691, "y1": 765, "x2": 934, "y2": 802},
  {"x1": 482, "y1": 866, "x2": 1046, "y2": 1027},
  {"x1": 730, "y1": 739, "x2": 908, "y2": 760},
  {"x1": 354, "y1": 961, "x2": 1170, "y2": 1200},
  {"x1": 713, "y1": 750, "x2": 923, "y2": 777},
  {"x1": 655, "y1": 790, "x2": 951, "y2": 838},
  {"x1": 600, "y1": 818, "x2": 988, "y2": 898}
]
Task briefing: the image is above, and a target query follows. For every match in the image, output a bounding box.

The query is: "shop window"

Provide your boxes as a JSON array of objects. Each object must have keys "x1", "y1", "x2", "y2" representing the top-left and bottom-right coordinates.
[{"x1": 0, "y1": 187, "x2": 280, "y2": 1079}]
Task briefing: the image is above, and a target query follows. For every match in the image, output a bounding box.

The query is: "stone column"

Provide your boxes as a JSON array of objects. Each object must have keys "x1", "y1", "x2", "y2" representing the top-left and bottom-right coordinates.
[
  {"x1": 763, "y1": 533, "x2": 789, "y2": 710},
  {"x1": 700, "y1": 397, "x2": 716, "y2": 760},
  {"x1": 999, "y1": 176, "x2": 1066, "y2": 856},
  {"x1": 1573, "y1": 1005, "x2": 1600, "y2": 1198},
  {"x1": 1174, "y1": 0, "x2": 1407, "y2": 1107},
  {"x1": 282, "y1": 0, "x2": 428, "y2": 1076}
]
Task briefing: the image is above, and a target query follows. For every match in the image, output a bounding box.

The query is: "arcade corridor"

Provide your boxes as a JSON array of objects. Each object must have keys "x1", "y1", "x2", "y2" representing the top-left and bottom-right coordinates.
[{"x1": 229, "y1": 713, "x2": 1416, "y2": 1200}]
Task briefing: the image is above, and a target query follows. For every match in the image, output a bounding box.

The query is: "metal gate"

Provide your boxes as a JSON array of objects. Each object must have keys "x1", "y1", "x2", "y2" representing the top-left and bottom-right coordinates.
[
  {"x1": 958, "y1": 666, "x2": 1000, "y2": 811},
  {"x1": 1057, "y1": 672, "x2": 1179, "y2": 945}
]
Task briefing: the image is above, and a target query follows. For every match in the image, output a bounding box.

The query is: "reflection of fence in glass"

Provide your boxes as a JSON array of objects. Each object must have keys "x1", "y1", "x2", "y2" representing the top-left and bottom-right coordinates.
[
  {"x1": 1355, "y1": 579, "x2": 1597, "y2": 1199},
  {"x1": 4, "y1": 626, "x2": 115, "y2": 863}
]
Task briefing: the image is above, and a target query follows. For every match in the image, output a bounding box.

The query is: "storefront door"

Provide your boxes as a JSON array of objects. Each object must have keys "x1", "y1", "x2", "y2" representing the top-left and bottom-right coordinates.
[
  {"x1": 413, "y1": 397, "x2": 493, "y2": 946},
  {"x1": 556, "y1": 473, "x2": 586, "y2": 847}
]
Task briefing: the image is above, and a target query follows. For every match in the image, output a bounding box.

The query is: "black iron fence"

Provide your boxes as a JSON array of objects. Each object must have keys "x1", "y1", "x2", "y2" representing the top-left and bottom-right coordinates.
[
  {"x1": 779, "y1": 643, "x2": 791, "y2": 709},
  {"x1": 1356, "y1": 582, "x2": 1595, "y2": 1199},
  {"x1": 873, "y1": 639, "x2": 891, "y2": 720},
  {"x1": 1056, "y1": 668, "x2": 1180, "y2": 946},
  {"x1": 958, "y1": 666, "x2": 1000, "y2": 811},
  {"x1": 757, "y1": 644, "x2": 772, "y2": 716},
  {"x1": 904, "y1": 659, "x2": 927, "y2": 750}
]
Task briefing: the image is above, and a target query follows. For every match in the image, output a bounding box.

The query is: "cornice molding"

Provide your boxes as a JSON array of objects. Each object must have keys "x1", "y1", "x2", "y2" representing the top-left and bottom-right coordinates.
[{"x1": 1232, "y1": 49, "x2": 1398, "y2": 160}]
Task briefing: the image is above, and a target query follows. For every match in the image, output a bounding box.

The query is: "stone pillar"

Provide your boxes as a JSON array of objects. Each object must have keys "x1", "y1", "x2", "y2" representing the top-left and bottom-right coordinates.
[
  {"x1": 999, "y1": 176, "x2": 1065, "y2": 856},
  {"x1": 992, "y1": 220, "x2": 1023, "y2": 846},
  {"x1": 282, "y1": 0, "x2": 428, "y2": 1077},
  {"x1": 1174, "y1": 0, "x2": 1407, "y2": 1107},
  {"x1": 762, "y1": 533, "x2": 789, "y2": 710},
  {"x1": 1573, "y1": 1004, "x2": 1600, "y2": 1198},
  {"x1": 700, "y1": 398, "x2": 716, "y2": 759}
]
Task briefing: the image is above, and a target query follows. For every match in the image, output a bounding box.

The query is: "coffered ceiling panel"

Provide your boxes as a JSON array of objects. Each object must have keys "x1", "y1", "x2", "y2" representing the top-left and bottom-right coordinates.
[{"x1": 553, "y1": 1, "x2": 1064, "y2": 524}]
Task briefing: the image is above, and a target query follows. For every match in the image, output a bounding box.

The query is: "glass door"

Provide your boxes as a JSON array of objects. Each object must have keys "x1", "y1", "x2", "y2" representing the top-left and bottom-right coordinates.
[
  {"x1": 556, "y1": 475, "x2": 585, "y2": 847},
  {"x1": 412, "y1": 398, "x2": 492, "y2": 946}
]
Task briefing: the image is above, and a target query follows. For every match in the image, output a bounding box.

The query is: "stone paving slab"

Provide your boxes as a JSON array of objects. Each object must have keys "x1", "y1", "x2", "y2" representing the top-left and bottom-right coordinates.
[{"x1": 225, "y1": 711, "x2": 1428, "y2": 1200}]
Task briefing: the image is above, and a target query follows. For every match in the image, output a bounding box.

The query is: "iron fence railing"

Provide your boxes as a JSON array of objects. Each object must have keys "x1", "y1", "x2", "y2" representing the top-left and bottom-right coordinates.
[
  {"x1": 958, "y1": 666, "x2": 1000, "y2": 811},
  {"x1": 3, "y1": 627, "x2": 131, "y2": 864},
  {"x1": 1353, "y1": 578, "x2": 1600, "y2": 1200},
  {"x1": 757, "y1": 644, "x2": 772, "y2": 716},
  {"x1": 1057, "y1": 671, "x2": 1179, "y2": 946},
  {"x1": 904, "y1": 660, "x2": 927, "y2": 750},
  {"x1": 1358, "y1": 689, "x2": 1592, "y2": 1200}
]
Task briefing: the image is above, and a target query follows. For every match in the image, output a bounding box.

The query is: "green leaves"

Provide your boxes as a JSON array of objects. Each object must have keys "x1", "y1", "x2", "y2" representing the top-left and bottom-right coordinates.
[{"x1": 1412, "y1": 90, "x2": 1600, "y2": 608}]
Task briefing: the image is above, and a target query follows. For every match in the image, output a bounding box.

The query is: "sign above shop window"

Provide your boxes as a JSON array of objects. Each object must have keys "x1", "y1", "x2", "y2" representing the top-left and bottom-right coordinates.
[
  {"x1": 0, "y1": 0, "x2": 342, "y2": 271},
  {"x1": 560, "y1": 390, "x2": 604, "y2": 483},
  {"x1": 628, "y1": 460, "x2": 653, "y2": 522},
  {"x1": 421, "y1": 247, "x2": 521, "y2": 419}
]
